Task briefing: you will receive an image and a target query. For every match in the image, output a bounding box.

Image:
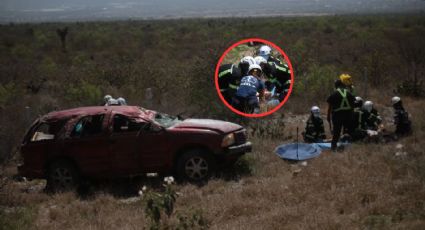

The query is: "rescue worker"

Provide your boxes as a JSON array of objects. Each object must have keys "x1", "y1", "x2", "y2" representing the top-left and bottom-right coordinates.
[
  {"x1": 258, "y1": 45, "x2": 282, "y2": 64},
  {"x1": 232, "y1": 64, "x2": 266, "y2": 113},
  {"x1": 351, "y1": 97, "x2": 368, "y2": 141},
  {"x1": 218, "y1": 56, "x2": 256, "y2": 103},
  {"x1": 363, "y1": 101, "x2": 382, "y2": 131},
  {"x1": 327, "y1": 79, "x2": 356, "y2": 150},
  {"x1": 303, "y1": 106, "x2": 326, "y2": 143},
  {"x1": 339, "y1": 74, "x2": 355, "y2": 95},
  {"x1": 254, "y1": 56, "x2": 291, "y2": 102},
  {"x1": 391, "y1": 96, "x2": 412, "y2": 136}
]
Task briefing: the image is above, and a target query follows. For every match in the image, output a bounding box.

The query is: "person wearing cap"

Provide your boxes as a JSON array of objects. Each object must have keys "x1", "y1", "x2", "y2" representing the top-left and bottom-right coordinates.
[
  {"x1": 339, "y1": 74, "x2": 355, "y2": 95},
  {"x1": 303, "y1": 106, "x2": 326, "y2": 143},
  {"x1": 232, "y1": 64, "x2": 266, "y2": 113},
  {"x1": 391, "y1": 96, "x2": 412, "y2": 136},
  {"x1": 255, "y1": 55, "x2": 291, "y2": 102},
  {"x1": 327, "y1": 79, "x2": 356, "y2": 150},
  {"x1": 258, "y1": 45, "x2": 282, "y2": 65},
  {"x1": 218, "y1": 56, "x2": 256, "y2": 103}
]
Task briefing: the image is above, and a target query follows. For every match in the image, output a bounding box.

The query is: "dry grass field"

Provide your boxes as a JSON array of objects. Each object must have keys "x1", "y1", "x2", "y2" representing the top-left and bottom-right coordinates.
[
  {"x1": 1, "y1": 96, "x2": 424, "y2": 229},
  {"x1": 1, "y1": 15, "x2": 425, "y2": 229}
]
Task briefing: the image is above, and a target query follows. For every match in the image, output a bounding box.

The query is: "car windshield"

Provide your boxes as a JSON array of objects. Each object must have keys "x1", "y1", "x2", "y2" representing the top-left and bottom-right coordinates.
[{"x1": 153, "y1": 112, "x2": 182, "y2": 128}]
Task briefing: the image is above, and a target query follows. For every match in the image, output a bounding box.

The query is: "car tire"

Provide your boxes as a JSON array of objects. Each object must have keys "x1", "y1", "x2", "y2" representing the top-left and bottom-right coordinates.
[
  {"x1": 176, "y1": 149, "x2": 216, "y2": 183},
  {"x1": 46, "y1": 160, "x2": 80, "y2": 193}
]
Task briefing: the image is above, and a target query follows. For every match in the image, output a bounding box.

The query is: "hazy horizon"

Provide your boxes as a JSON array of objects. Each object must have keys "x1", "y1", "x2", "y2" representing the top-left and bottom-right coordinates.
[{"x1": 1, "y1": 0, "x2": 424, "y2": 23}]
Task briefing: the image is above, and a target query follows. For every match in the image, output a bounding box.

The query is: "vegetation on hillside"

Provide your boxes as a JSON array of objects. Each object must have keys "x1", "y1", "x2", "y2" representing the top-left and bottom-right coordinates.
[{"x1": 0, "y1": 14, "x2": 424, "y2": 229}]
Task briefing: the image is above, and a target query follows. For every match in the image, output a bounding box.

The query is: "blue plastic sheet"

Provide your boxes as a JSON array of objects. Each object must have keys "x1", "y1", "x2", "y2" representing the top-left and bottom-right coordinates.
[{"x1": 275, "y1": 143, "x2": 322, "y2": 161}]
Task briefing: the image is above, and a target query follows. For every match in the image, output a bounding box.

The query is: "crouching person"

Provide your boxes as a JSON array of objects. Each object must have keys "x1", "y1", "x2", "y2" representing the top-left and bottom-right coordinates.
[
  {"x1": 392, "y1": 96, "x2": 412, "y2": 136},
  {"x1": 303, "y1": 106, "x2": 326, "y2": 143},
  {"x1": 232, "y1": 64, "x2": 266, "y2": 114}
]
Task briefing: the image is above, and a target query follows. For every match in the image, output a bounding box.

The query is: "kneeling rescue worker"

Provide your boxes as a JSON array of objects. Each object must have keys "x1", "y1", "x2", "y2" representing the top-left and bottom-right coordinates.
[
  {"x1": 232, "y1": 64, "x2": 266, "y2": 114},
  {"x1": 391, "y1": 96, "x2": 412, "y2": 136},
  {"x1": 218, "y1": 56, "x2": 256, "y2": 103},
  {"x1": 303, "y1": 106, "x2": 326, "y2": 143}
]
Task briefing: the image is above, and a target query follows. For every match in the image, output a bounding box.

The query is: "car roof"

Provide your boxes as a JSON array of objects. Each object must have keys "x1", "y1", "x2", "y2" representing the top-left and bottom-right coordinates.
[{"x1": 41, "y1": 106, "x2": 153, "y2": 122}]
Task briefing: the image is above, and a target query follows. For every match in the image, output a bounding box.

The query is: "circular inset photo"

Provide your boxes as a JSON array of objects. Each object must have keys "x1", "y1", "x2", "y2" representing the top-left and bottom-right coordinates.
[{"x1": 215, "y1": 38, "x2": 294, "y2": 117}]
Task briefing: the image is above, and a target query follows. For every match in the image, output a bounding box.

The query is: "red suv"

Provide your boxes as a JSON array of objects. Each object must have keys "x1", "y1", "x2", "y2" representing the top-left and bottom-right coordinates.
[{"x1": 18, "y1": 106, "x2": 251, "y2": 190}]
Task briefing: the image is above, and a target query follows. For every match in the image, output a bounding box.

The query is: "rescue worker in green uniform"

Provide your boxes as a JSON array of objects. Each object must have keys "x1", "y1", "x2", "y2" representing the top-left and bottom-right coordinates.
[
  {"x1": 363, "y1": 101, "x2": 382, "y2": 131},
  {"x1": 254, "y1": 56, "x2": 291, "y2": 102},
  {"x1": 327, "y1": 79, "x2": 355, "y2": 150},
  {"x1": 391, "y1": 96, "x2": 412, "y2": 136},
  {"x1": 218, "y1": 56, "x2": 256, "y2": 103},
  {"x1": 350, "y1": 97, "x2": 368, "y2": 141},
  {"x1": 303, "y1": 106, "x2": 326, "y2": 143},
  {"x1": 339, "y1": 73, "x2": 355, "y2": 95}
]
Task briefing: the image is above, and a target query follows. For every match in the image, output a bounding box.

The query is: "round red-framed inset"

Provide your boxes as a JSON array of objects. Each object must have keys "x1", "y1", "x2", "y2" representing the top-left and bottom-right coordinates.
[{"x1": 214, "y1": 38, "x2": 294, "y2": 118}]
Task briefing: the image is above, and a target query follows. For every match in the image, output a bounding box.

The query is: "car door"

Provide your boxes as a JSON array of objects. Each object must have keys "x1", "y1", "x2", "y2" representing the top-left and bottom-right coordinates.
[
  {"x1": 136, "y1": 122, "x2": 170, "y2": 173},
  {"x1": 109, "y1": 113, "x2": 147, "y2": 175},
  {"x1": 62, "y1": 114, "x2": 112, "y2": 177}
]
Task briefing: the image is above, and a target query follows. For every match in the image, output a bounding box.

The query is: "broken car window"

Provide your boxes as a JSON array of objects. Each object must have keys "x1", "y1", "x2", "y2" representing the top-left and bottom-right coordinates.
[
  {"x1": 112, "y1": 114, "x2": 146, "y2": 133},
  {"x1": 71, "y1": 114, "x2": 104, "y2": 138},
  {"x1": 153, "y1": 112, "x2": 182, "y2": 128},
  {"x1": 30, "y1": 120, "x2": 66, "y2": 142}
]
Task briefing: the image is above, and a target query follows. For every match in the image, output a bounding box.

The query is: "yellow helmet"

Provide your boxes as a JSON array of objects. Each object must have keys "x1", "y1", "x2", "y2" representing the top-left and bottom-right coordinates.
[{"x1": 339, "y1": 74, "x2": 352, "y2": 86}]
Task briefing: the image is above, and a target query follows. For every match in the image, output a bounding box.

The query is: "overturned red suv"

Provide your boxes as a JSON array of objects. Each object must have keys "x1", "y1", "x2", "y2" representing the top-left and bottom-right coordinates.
[{"x1": 18, "y1": 106, "x2": 251, "y2": 190}]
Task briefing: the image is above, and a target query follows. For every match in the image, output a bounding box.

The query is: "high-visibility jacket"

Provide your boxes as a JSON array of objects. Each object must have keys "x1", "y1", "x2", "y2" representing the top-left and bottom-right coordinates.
[
  {"x1": 218, "y1": 64, "x2": 242, "y2": 92},
  {"x1": 264, "y1": 62, "x2": 291, "y2": 93},
  {"x1": 303, "y1": 115, "x2": 326, "y2": 142}
]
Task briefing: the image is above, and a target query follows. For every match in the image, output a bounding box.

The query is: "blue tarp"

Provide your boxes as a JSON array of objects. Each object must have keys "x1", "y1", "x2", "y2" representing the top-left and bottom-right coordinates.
[
  {"x1": 275, "y1": 142, "x2": 350, "y2": 161},
  {"x1": 275, "y1": 143, "x2": 322, "y2": 161}
]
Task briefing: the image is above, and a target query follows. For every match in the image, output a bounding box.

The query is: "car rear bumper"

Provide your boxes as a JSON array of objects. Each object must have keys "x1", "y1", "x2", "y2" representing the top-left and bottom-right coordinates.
[{"x1": 226, "y1": 141, "x2": 252, "y2": 154}]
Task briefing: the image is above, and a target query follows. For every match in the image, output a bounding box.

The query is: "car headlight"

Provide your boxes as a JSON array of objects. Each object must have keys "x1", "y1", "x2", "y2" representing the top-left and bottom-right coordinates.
[{"x1": 221, "y1": 133, "x2": 235, "y2": 147}]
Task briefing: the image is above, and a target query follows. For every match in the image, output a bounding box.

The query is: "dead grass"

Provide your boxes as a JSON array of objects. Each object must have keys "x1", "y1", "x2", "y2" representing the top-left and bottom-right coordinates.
[{"x1": 1, "y1": 100, "x2": 424, "y2": 230}]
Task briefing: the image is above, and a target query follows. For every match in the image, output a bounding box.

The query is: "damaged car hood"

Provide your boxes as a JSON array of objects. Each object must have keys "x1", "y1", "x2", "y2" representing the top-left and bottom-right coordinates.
[{"x1": 170, "y1": 119, "x2": 242, "y2": 133}]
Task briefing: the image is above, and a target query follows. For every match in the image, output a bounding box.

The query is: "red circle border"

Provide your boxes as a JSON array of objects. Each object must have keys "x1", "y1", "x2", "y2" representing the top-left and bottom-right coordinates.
[{"x1": 214, "y1": 38, "x2": 294, "y2": 118}]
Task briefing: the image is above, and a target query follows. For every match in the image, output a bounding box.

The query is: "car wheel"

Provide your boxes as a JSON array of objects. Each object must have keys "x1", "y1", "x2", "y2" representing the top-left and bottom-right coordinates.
[
  {"x1": 46, "y1": 160, "x2": 79, "y2": 193},
  {"x1": 177, "y1": 149, "x2": 216, "y2": 182}
]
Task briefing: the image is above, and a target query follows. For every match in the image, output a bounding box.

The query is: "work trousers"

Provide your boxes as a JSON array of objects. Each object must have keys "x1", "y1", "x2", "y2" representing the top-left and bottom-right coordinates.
[{"x1": 331, "y1": 110, "x2": 354, "y2": 150}]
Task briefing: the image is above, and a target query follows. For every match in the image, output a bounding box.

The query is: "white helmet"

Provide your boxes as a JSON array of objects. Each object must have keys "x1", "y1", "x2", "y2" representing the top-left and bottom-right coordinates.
[
  {"x1": 363, "y1": 101, "x2": 373, "y2": 112},
  {"x1": 311, "y1": 106, "x2": 320, "y2": 118},
  {"x1": 248, "y1": 64, "x2": 262, "y2": 74},
  {"x1": 254, "y1": 56, "x2": 267, "y2": 65},
  {"x1": 355, "y1": 96, "x2": 363, "y2": 103},
  {"x1": 391, "y1": 96, "x2": 401, "y2": 105},
  {"x1": 240, "y1": 56, "x2": 256, "y2": 66},
  {"x1": 117, "y1": 97, "x2": 127, "y2": 105},
  {"x1": 259, "y1": 45, "x2": 272, "y2": 57},
  {"x1": 104, "y1": 95, "x2": 112, "y2": 103}
]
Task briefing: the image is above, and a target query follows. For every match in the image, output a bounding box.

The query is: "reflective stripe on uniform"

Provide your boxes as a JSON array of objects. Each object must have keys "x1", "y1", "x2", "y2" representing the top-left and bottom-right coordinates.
[
  {"x1": 218, "y1": 64, "x2": 233, "y2": 78},
  {"x1": 269, "y1": 77, "x2": 282, "y2": 87},
  {"x1": 334, "y1": 88, "x2": 351, "y2": 112},
  {"x1": 229, "y1": 83, "x2": 238, "y2": 89}
]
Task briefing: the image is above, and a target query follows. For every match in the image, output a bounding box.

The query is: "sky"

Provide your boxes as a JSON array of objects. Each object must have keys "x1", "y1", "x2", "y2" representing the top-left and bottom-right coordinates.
[{"x1": 0, "y1": 0, "x2": 424, "y2": 22}]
